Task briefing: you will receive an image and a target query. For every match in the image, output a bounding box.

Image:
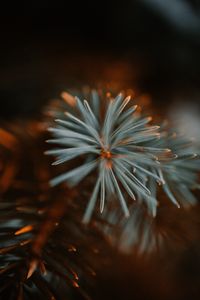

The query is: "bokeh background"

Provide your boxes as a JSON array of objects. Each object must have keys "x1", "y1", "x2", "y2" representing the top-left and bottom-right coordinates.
[
  {"x1": 1, "y1": 1, "x2": 200, "y2": 299},
  {"x1": 1, "y1": 0, "x2": 200, "y2": 119}
]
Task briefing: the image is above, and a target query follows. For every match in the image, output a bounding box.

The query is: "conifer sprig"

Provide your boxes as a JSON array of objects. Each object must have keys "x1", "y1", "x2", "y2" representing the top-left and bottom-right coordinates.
[{"x1": 46, "y1": 91, "x2": 171, "y2": 222}]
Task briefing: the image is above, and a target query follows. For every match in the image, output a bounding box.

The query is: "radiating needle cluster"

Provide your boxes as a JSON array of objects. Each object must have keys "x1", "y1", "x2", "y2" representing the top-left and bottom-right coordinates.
[
  {"x1": 46, "y1": 91, "x2": 171, "y2": 223},
  {"x1": 104, "y1": 128, "x2": 200, "y2": 253},
  {"x1": 154, "y1": 130, "x2": 200, "y2": 207}
]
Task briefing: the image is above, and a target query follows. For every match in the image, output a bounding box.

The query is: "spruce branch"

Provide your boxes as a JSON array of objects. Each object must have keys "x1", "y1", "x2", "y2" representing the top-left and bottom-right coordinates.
[
  {"x1": 46, "y1": 90, "x2": 172, "y2": 222},
  {"x1": 0, "y1": 120, "x2": 111, "y2": 300}
]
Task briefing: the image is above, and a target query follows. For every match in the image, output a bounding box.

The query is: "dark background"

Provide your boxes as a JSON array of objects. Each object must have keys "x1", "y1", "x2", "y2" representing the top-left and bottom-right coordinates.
[
  {"x1": 1, "y1": 0, "x2": 200, "y2": 118},
  {"x1": 1, "y1": 2, "x2": 200, "y2": 299}
]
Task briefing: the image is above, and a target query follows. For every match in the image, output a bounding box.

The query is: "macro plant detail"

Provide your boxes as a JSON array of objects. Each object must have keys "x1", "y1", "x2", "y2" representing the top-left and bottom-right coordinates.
[
  {"x1": 0, "y1": 121, "x2": 109, "y2": 300},
  {"x1": 0, "y1": 91, "x2": 200, "y2": 300},
  {"x1": 153, "y1": 130, "x2": 200, "y2": 208},
  {"x1": 101, "y1": 126, "x2": 200, "y2": 253},
  {"x1": 46, "y1": 91, "x2": 172, "y2": 222}
]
